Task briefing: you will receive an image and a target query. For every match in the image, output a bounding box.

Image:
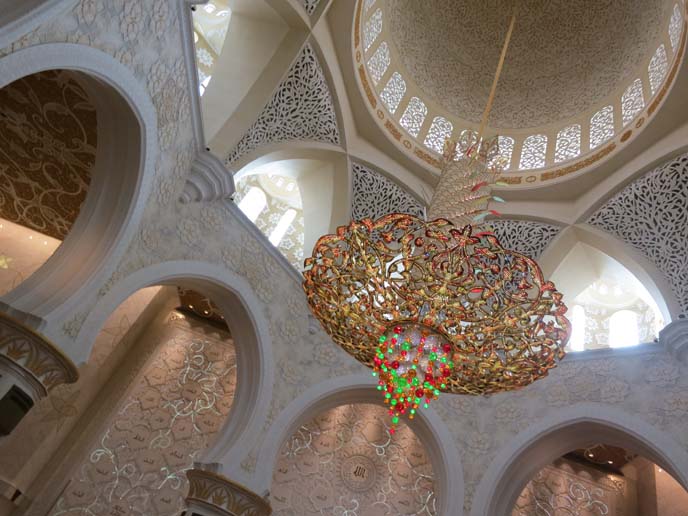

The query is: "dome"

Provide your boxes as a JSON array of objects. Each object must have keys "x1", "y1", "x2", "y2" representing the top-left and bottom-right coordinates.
[
  {"x1": 355, "y1": 0, "x2": 686, "y2": 180},
  {"x1": 387, "y1": 0, "x2": 671, "y2": 129}
]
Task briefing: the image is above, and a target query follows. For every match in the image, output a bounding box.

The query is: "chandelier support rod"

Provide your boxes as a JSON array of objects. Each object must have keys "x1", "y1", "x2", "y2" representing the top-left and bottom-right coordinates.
[{"x1": 477, "y1": 6, "x2": 518, "y2": 142}]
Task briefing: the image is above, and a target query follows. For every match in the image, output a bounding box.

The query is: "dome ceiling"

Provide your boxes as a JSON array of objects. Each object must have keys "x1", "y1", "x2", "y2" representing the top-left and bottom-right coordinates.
[{"x1": 386, "y1": 0, "x2": 671, "y2": 129}]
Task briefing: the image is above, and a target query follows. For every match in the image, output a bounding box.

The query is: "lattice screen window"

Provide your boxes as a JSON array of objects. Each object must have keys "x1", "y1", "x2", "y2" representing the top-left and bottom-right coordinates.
[
  {"x1": 648, "y1": 44, "x2": 669, "y2": 95},
  {"x1": 367, "y1": 41, "x2": 390, "y2": 85},
  {"x1": 235, "y1": 176, "x2": 304, "y2": 268},
  {"x1": 364, "y1": 8, "x2": 383, "y2": 52},
  {"x1": 554, "y1": 125, "x2": 581, "y2": 163},
  {"x1": 483, "y1": 219, "x2": 561, "y2": 259},
  {"x1": 590, "y1": 106, "x2": 614, "y2": 149},
  {"x1": 587, "y1": 152, "x2": 688, "y2": 314},
  {"x1": 519, "y1": 134, "x2": 547, "y2": 170},
  {"x1": 496, "y1": 136, "x2": 515, "y2": 170},
  {"x1": 669, "y1": 3, "x2": 683, "y2": 52},
  {"x1": 380, "y1": 72, "x2": 406, "y2": 114},
  {"x1": 621, "y1": 79, "x2": 645, "y2": 125},
  {"x1": 423, "y1": 116, "x2": 453, "y2": 154},
  {"x1": 399, "y1": 97, "x2": 427, "y2": 137},
  {"x1": 351, "y1": 162, "x2": 425, "y2": 220}
]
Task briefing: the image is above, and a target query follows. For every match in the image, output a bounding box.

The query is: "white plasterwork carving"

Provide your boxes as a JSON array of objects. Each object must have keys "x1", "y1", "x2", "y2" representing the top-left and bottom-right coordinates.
[{"x1": 225, "y1": 43, "x2": 340, "y2": 165}]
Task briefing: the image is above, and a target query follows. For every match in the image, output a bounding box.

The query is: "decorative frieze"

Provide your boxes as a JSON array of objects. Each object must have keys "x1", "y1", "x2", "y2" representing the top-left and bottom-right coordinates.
[
  {"x1": 0, "y1": 312, "x2": 78, "y2": 395},
  {"x1": 185, "y1": 469, "x2": 271, "y2": 516}
]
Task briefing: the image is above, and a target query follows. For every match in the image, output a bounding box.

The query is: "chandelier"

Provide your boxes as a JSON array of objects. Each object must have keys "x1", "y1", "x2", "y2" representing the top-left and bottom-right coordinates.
[{"x1": 302, "y1": 4, "x2": 570, "y2": 432}]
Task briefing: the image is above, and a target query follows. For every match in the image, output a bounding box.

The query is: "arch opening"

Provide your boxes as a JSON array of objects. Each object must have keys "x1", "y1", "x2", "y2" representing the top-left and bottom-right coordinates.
[
  {"x1": 1, "y1": 269, "x2": 268, "y2": 516},
  {"x1": 235, "y1": 155, "x2": 348, "y2": 269},
  {"x1": 0, "y1": 46, "x2": 153, "y2": 322},
  {"x1": 550, "y1": 241, "x2": 665, "y2": 351},
  {"x1": 272, "y1": 402, "x2": 439, "y2": 515},
  {"x1": 472, "y1": 406, "x2": 688, "y2": 516},
  {"x1": 253, "y1": 375, "x2": 464, "y2": 515},
  {"x1": 512, "y1": 443, "x2": 688, "y2": 515}
]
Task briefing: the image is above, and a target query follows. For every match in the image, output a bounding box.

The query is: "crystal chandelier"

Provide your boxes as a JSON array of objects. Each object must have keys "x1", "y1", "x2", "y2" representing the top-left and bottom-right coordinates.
[
  {"x1": 302, "y1": 4, "x2": 570, "y2": 432},
  {"x1": 303, "y1": 211, "x2": 570, "y2": 431}
]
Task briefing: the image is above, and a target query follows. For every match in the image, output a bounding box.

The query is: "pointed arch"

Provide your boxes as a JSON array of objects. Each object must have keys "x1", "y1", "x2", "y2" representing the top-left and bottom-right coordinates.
[
  {"x1": 71, "y1": 260, "x2": 274, "y2": 466},
  {"x1": 0, "y1": 43, "x2": 157, "y2": 328},
  {"x1": 250, "y1": 373, "x2": 464, "y2": 514},
  {"x1": 471, "y1": 403, "x2": 688, "y2": 516}
]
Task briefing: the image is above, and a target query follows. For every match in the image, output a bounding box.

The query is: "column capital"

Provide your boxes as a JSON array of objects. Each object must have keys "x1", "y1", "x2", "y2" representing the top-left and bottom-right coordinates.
[
  {"x1": 185, "y1": 469, "x2": 271, "y2": 516},
  {"x1": 659, "y1": 318, "x2": 688, "y2": 364},
  {"x1": 0, "y1": 311, "x2": 78, "y2": 395}
]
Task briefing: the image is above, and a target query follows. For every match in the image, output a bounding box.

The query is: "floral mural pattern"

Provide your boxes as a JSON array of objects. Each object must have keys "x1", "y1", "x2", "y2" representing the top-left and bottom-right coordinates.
[
  {"x1": 513, "y1": 459, "x2": 624, "y2": 515},
  {"x1": 0, "y1": 70, "x2": 96, "y2": 239},
  {"x1": 272, "y1": 403, "x2": 437, "y2": 516},
  {"x1": 48, "y1": 315, "x2": 236, "y2": 516}
]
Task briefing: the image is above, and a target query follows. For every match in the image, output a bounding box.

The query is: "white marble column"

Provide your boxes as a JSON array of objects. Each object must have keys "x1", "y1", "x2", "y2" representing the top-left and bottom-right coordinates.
[{"x1": 0, "y1": 311, "x2": 78, "y2": 516}]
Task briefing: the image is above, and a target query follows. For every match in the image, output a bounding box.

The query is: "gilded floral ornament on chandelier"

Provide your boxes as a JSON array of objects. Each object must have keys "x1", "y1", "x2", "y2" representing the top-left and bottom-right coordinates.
[{"x1": 303, "y1": 206, "x2": 570, "y2": 430}]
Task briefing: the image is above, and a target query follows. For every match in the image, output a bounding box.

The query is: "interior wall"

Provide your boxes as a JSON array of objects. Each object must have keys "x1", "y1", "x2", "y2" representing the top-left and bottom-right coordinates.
[
  {"x1": 271, "y1": 403, "x2": 437, "y2": 515},
  {"x1": 513, "y1": 457, "x2": 635, "y2": 515},
  {"x1": 201, "y1": 7, "x2": 289, "y2": 141},
  {"x1": 0, "y1": 285, "x2": 163, "y2": 489},
  {"x1": 655, "y1": 462, "x2": 688, "y2": 515},
  {"x1": 0, "y1": 218, "x2": 60, "y2": 296},
  {"x1": 0, "y1": 69, "x2": 96, "y2": 240},
  {"x1": 39, "y1": 308, "x2": 237, "y2": 516}
]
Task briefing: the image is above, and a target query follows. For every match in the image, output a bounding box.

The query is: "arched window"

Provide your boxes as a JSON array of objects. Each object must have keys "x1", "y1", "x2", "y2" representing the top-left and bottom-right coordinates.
[
  {"x1": 669, "y1": 3, "x2": 683, "y2": 52},
  {"x1": 590, "y1": 106, "x2": 614, "y2": 149},
  {"x1": 609, "y1": 310, "x2": 640, "y2": 348},
  {"x1": 554, "y1": 124, "x2": 581, "y2": 163},
  {"x1": 367, "y1": 41, "x2": 390, "y2": 85},
  {"x1": 192, "y1": 2, "x2": 231, "y2": 93},
  {"x1": 237, "y1": 186, "x2": 267, "y2": 222},
  {"x1": 569, "y1": 305, "x2": 586, "y2": 351},
  {"x1": 380, "y1": 72, "x2": 406, "y2": 114},
  {"x1": 496, "y1": 136, "x2": 515, "y2": 169},
  {"x1": 648, "y1": 44, "x2": 669, "y2": 95},
  {"x1": 399, "y1": 97, "x2": 427, "y2": 137},
  {"x1": 364, "y1": 8, "x2": 383, "y2": 52},
  {"x1": 269, "y1": 209, "x2": 297, "y2": 246},
  {"x1": 424, "y1": 116, "x2": 453, "y2": 154},
  {"x1": 621, "y1": 79, "x2": 645, "y2": 126},
  {"x1": 519, "y1": 134, "x2": 547, "y2": 170}
]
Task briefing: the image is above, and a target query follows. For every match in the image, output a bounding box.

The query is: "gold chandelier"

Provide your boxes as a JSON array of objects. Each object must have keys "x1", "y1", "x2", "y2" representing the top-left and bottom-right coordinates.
[{"x1": 302, "y1": 4, "x2": 570, "y2": 431}]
